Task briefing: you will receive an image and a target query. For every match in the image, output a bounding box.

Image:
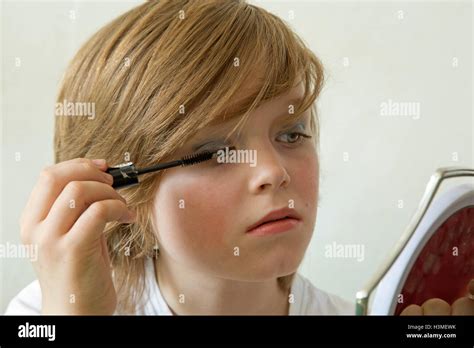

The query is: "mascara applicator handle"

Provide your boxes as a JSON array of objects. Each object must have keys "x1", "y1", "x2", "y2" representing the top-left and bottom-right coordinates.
[{"x1": 105, "y1": 162, "x2": 139, "y2": 189}]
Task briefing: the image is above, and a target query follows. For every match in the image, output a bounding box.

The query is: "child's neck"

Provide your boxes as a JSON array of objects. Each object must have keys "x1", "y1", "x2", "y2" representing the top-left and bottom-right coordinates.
[{"x1": 153, "y1": 255, "x2": 290, "y2": 315}]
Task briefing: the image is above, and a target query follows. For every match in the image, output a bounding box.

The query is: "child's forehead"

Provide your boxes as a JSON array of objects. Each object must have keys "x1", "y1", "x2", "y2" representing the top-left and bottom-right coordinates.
[
  {"x1": 193, "y1": 98, "x2": 309, "y2": 139},
  {"x1": 221, "y1": 82, "x2": 306, "y2": 123},
  {"x1": 186, "y1": 80, "x2": 308, "y2": 145}
]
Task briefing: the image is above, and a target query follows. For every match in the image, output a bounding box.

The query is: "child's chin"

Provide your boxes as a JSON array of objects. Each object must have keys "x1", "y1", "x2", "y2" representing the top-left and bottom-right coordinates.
[{"x1": 225, "y1": 264, "x2": 300, "y2": 282}]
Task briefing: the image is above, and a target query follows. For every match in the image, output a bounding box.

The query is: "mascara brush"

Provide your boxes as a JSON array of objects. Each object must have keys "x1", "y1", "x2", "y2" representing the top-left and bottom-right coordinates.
[{"x1": 106, "y1": 146, "x2": 235, "y2": 189}]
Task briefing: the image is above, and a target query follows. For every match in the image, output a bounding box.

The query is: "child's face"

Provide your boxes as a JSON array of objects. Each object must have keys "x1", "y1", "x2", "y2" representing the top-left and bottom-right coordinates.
[{"x1": 152, "y1": 82, "x2": 319, "y2": 281}]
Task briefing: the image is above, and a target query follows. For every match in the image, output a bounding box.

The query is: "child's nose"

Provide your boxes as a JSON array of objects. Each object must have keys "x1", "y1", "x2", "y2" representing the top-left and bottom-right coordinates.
[{"x1": 246, "y1": 145, "x2": 291, "y2": 194}]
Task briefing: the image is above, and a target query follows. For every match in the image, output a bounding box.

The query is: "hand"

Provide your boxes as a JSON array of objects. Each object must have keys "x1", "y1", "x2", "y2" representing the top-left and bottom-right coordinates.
[
  {"x1": 400, "y1": 279, "x2": 474, "y2": 315},
  {"x1": 19, "y1": 158, "x2": 136, "y2": 315}
]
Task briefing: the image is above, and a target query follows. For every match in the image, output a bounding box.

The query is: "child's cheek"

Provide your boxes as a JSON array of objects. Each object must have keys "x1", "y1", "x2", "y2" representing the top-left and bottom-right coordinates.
[
  {"x1": 301, "y1": 157, "x2": 318, "y2": 205},
  {"x1": 181, "y1": 182, "x2": 234, "y2": 249},
  {"x1": 154, "y1": 174, "x2": 238, "y2": 255},
  {"x1": 294, "y1": 154, "x2": 319, "y2": 230}
]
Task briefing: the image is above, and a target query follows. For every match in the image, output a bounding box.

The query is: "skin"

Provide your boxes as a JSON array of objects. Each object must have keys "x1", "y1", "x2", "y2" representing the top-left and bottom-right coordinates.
[
  {"x1": 19, "y1": 158, "x2": 134, "y2": 314},
  {"x1": 152, "y1": 82, "x2": 319, "y2": 315},
  {"x1": 18, "y1": 86, "x2": 473, "y2": 315}
]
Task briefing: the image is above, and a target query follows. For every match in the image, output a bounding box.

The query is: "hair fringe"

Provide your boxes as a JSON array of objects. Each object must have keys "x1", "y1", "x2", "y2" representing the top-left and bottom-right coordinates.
[{"x1": 54, "y1": 0, "x2": 324, "y2": 314}]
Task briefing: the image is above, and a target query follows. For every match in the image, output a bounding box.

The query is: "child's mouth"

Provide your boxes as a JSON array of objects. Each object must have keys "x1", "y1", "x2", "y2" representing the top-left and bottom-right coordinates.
[
  {"x1": 246, "y1": 207, "x2": 302, "y2": 236},
  {"x1": 246, "y1": 217, "x2": 301, "y2": 236}
]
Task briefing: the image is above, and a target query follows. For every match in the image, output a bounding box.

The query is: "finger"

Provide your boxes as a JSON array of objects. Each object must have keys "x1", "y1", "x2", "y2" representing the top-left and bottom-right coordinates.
[
  {"x1": 451, "y1": 297, "x2": 474, "y2": 315},
  {"x1": 21, "y1": 158, "x2": 113, "y2": 228},
  {"x1": 421, "y1": 298, "x2": 451, "y2": 315},
  {"x1": 65, "y1": 199, "x2": 134, "y2": 247},
  {"x1": 42, "y1": 181, "x2": 127, "y2": 237},
  {"x1": 100, "y1": 234, "x2": 112, "y2": 270},
  {"x1": 400, "y1": 304, "x2": 423, "y2": 315},
  {"x1": 468, "y1": 279, "x2": 474, "y2": 299}
]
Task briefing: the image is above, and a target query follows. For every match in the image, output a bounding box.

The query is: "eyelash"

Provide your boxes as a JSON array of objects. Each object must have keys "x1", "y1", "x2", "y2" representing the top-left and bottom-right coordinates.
[
  {"x1": 202, "y1": 131, "x2": 311, "y2": 166},
  {"x1": 277, "y1": 131, "x2": 312, "y2": 145}
]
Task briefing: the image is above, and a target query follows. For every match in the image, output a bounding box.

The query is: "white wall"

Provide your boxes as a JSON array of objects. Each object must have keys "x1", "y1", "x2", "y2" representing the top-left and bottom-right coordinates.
[{"x1": 1, "y1": 0, "x2": 472, "y2": 312}]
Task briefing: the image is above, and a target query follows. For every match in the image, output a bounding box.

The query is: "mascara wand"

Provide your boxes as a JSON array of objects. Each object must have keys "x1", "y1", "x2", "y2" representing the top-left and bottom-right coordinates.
[{"x1": 106, "y1": 146, "x2": 235, "y2": 189}]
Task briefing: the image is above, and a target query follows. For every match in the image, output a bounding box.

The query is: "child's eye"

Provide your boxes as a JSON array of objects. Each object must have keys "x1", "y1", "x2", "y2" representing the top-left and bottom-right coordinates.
[
  {"x1": 277, "y1": 131, "x2": 312, "y2": 145},
  {"x1": 206, "y1": 146, "x2": 233, "y2": 166}
]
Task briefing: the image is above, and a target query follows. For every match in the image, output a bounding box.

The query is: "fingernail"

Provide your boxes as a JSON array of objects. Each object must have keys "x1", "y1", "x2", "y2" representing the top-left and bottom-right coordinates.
[
  {"x1": 92, "y1": 159, "x2": 106, "y2": 167},
  {"x1": 103, "y1": 173, "x2": 114, "y2": 185}
]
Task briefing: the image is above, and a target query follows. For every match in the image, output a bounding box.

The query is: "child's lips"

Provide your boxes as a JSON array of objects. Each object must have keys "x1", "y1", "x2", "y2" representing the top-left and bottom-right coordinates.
[
  {"x1": 246, "y1": 217, "x2": 301, "y2": 236},
  {"x1": 246, "y1": 207, "x2": 302, "y2": 233}
]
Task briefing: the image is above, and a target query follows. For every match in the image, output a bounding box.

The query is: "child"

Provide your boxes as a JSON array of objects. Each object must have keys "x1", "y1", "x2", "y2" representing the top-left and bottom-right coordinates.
[{"x1": 5, "y1": 0, "x2": 471, "y2": 316}]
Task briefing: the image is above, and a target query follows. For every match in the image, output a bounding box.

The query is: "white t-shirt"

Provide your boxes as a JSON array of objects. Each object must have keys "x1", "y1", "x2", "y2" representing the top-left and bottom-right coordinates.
[{"x1": 4, "y1": 257, "x2": 354, "y2": 315}]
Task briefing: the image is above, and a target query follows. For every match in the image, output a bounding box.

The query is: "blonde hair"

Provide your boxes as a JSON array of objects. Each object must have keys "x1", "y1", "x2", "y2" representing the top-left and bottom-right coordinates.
[{"x1": 54, "y1": 0, "x2": 325, "y2": 314}]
